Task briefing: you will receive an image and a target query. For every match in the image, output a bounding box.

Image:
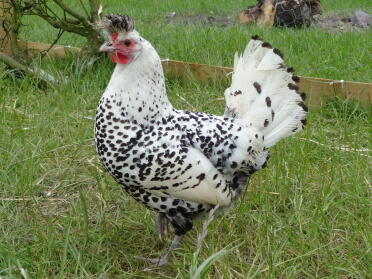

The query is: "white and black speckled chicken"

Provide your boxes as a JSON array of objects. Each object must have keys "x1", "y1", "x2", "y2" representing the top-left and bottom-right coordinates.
[{"x1": 95, "y1": 14, "x2": 307, "y2": 266}]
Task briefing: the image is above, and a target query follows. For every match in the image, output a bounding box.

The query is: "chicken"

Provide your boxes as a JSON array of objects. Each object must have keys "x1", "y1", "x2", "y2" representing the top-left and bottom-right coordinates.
[
  {"x1": 240, "y1": 0, "x2": 322, "y2": 27},
  {"x1": 95, "y1": 14, "x2": 307, "y2": 266}
]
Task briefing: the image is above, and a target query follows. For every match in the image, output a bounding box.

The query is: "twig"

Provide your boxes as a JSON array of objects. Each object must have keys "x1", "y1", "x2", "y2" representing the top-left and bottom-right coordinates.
[
  {"x1": 25, "y1": 5, "x2": 90, "y2": 37},
  {"x1": 78, "y1": 0, "x2": 90, "y2": 19},
  {"x1": 213, "y1": 97, "x2": 224, "y2": 101},
  {"x1": 295, "y1": 137, "x2": 371, "y2": 158},
  {"x1": 1, "y1": 197, "x2": 67, "y2": 202},
  {"x1": 83, "y1": 116, "x2": 95, "y2": 121},
  {"x1": 42, "y1": 2, "x2": 60, "y2": 19},
  {"x1": 246, "y1": 189, "x2": 280, "y2": 195},
  {"x1": 175, "y1": 92, "x2": 197, "y2": 112},
  {"x1": 52, "y1": 0, "x2": 90, "y2": 28},
  {"x1": 89, "y1": 0, "x2": 101, "y2": 24},
  {"x1": 3, "y1": 104, "x2": 35, "y2": 116},
  {"x1": 365, "y1": 177, "x2": 371, "y2": 190},
  {"x1": 20, "y1": 1, "x2": 104, "y2": 52},
  {"x1": 86, "y1": 156, "x2": 104, "y2": 173},
  {"x1": 40, "y1": 28, "x2": 65, "y2": 59},
  {"x1": 16, "y1": 261, "x2": 29, "y2": 279}
]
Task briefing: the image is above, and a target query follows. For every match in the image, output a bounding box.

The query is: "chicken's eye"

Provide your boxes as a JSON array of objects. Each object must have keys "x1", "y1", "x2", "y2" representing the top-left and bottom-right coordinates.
[{"x1": 123, "y1": 39, "x2": 131, "y2": 47}]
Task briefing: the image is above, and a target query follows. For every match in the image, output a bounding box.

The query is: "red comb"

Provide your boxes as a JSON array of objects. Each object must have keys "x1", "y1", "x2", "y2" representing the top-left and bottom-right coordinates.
[{"x1": 111, "y1": 33, "x2": 118, "y2": 42}]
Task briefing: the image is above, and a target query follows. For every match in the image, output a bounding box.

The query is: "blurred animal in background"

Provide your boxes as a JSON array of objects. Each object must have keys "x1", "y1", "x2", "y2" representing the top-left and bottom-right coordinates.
[
  {"x1": 240, "y1": 0, "x2": 322, "y2": 27},
  {"x1": 95, "y1": 14, "x2": 307, "y2": 266}
]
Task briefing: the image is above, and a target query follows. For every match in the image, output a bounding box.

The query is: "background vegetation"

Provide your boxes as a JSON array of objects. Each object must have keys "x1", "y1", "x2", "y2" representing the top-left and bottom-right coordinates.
[{"x1": 1, "y1": 0, "x2": 371, "y2": 278}]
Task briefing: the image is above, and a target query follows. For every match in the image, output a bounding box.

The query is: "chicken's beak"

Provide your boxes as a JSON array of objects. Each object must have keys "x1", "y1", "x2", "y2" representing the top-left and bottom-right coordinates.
[{"x1": 99, "y1": 42, "x2": 115, "y2": 53}]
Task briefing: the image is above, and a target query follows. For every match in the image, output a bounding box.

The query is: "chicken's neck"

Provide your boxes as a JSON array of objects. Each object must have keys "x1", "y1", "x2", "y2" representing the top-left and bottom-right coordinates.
[{"x1": 102, "y1": 51, "x2": 172, "y2": 125}]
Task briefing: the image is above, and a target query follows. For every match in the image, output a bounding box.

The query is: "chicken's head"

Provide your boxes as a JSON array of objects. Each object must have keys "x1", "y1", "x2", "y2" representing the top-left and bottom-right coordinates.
[{"x1": 99, "y1": 14, "x2": 142, "y2": 65}]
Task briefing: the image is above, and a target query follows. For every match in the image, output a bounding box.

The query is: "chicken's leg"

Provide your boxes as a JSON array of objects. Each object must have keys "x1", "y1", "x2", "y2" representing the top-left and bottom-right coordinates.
[
  {"x1": 155, "y1": 212, "x2": 169, "y2": 241},
  {"x1": 136, "y1": 234, "x2": 183, "y2": 267}
]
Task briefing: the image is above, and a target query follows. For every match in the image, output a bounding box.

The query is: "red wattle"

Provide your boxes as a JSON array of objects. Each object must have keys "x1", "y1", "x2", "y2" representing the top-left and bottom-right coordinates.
[{"x1": 110, "y1": 53, "x2": 130, "y2": 64}]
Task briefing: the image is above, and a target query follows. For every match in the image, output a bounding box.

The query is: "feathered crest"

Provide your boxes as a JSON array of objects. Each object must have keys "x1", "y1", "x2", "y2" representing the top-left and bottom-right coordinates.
[{"x1": 101, "y1": 14, "x2": 135, "y2": 34}]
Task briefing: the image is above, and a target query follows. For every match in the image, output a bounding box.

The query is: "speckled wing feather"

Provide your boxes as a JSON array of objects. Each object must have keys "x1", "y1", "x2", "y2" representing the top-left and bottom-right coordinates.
[
  {"x1": 137, "y1": 111, "x2": 267, "y2": 206},
  {"x1": 136, "y1": 140, "x2": 232, "y2": 206}
]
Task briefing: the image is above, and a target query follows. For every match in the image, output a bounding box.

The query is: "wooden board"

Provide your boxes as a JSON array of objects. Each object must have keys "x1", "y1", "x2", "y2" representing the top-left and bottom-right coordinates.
[
  {"x1": 1, "y1": 40, "x2": 81, "y2": 57},
  {"x1": 162, "y1": 59, "x2": 232, "y2": 83},
  {"x1": 298, "y1": 76, "x2": 372, "y2": 106},
  {"x1": 21, "y1": 41, "x2": 81, "y2": 57}
]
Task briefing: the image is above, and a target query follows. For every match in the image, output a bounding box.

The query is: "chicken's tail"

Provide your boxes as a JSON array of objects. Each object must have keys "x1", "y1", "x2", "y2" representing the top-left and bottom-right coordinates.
[{"x1": 224, "y1": 35, "x2": 307, "y2": 148}]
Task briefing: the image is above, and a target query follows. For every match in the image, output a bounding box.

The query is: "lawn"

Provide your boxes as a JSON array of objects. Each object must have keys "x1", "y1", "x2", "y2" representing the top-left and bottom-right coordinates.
[{"x1": 0, "y1": 0, "x2": 371, "y2": 278}]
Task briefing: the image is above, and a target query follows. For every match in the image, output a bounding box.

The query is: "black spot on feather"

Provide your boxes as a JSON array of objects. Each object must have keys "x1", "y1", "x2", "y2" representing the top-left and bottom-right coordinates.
[
  {"x1": 265, "y1": 96, "x2": 271, "y2": 107},
  {"x1": 288, "y1": 83, "x2": 299, "y2": 91},
  {"x1": 251, "y1": 35, "x2": 261, "y2": 40},
  {"x1": 196, "y1": 173, "x2": 205, "y2": 181},
  {"x1": 273, "y1": 48, "x2": 283, "y2": 59},
  {"x1": 264, "y1": 119, "x2": 269, "y2": 127},
  {"x1": 168, "y1": 208, "x2": 177, "y2": 217},
  {"x1": 233, "y1": 90, "x2": 242, "y2": 96},
  {"x1": 301, "y1": 119, "x2": 307, "y2": 126},
  {"x1": 262, "y1": 160, "x2": 268, "y2": 169},
  {"x1": 287, "y1": 67, "x2": 294, "y2": 73},
  {"x1": 298, "y1": 92, "x2": 306, "y2": 101},
  {"x1": 253, "y1": 82, "x2": 261, "y2": 94},
  {"x1": 292, "y1": 76, "x2": 300, "y2": 83},
  {"x1": 262, "y1": 42, "x2": 272, "y2": 48},
  {"x1": 298, "y1": 101, "x2": 308, "y2": 112}
]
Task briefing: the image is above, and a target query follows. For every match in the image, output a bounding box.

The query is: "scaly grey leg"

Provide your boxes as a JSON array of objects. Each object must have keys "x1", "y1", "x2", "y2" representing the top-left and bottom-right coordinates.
[{"x1": 135, "y1": 234, "x2": 183, "y2": 267}]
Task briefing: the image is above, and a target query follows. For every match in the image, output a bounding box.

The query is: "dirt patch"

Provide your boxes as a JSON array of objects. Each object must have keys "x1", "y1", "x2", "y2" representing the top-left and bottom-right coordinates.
[
  {"x1": 164, "y1": 11, "x2": 371, "y2": 31},
  {"x1": 314, "y1": 13, "x2": 371, "y2": 32},
  {"x1": 165, "y1": 13, "x2": 235, "y2": 28}
]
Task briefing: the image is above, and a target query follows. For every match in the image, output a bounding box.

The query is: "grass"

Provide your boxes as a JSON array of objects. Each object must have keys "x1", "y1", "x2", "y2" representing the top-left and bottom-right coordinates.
[{"x1": 1, "y1": 0, "x2": 371, "y2": 278}]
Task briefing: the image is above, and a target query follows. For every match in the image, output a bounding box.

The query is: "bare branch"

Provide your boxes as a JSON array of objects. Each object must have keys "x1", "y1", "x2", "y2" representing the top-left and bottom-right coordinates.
[
  {"x1": 39, "y1": 28, "x2": 65, "y2": 59},
  {"x1": 78, "y1": 0, "x2": 90, "y2": 19},
  {"x1": 28, "y1": 5, "x2": 88, "y2": 36},
  {"x1": 52, "y1": 0, "x2": 90, "y2": 28},
  {"x1": 89, "y1": 0, "x2": 101, "y2": 23},
  {"x1": 5, "y1": 0, "x2": 104, "y2": 57},
  {"x1": 0, "y1": 51, "x2": 56, "y2": 86}
]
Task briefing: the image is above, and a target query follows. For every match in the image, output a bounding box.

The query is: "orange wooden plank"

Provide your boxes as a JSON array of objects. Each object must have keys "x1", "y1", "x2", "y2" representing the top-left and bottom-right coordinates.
[
  {"x1": 298, "y1": 76, "x2": 372, "y2": 105},
  {"x1": 162, "y1": 59, "x2": 232, "y2": 82},
  {"x1": 20, "y1": 41, "x2": 81, "y2": 57}
]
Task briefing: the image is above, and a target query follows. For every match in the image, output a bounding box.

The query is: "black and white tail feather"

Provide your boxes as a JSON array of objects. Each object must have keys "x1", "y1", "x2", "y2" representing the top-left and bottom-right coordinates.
[{"x1": 224, "y1": 35, "x2": 307, "y2": 148}]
